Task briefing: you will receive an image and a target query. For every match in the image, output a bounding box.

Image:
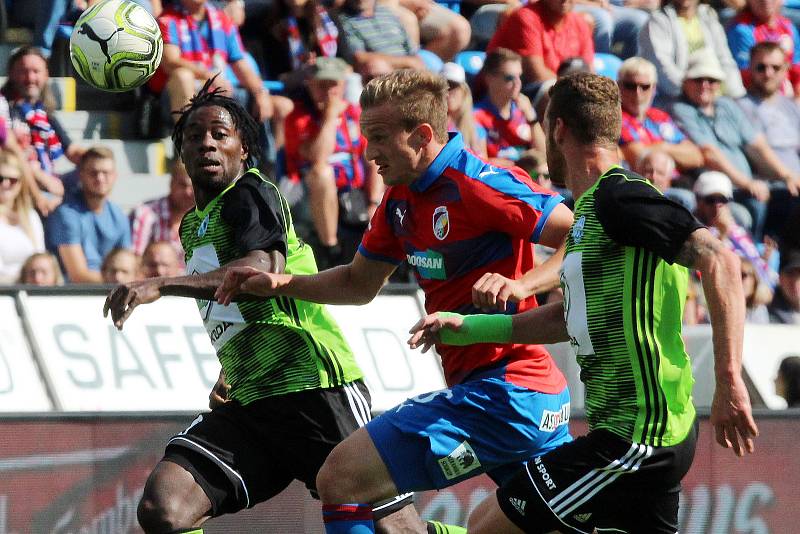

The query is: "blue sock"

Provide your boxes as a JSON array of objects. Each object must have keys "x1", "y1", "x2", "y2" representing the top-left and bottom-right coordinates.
[{"x1": 322, "y1": 503, "x2": 374, "y2": 534}]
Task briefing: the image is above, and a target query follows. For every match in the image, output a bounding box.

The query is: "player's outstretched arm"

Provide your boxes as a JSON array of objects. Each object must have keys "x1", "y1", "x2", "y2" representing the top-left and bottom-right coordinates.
[
  {"x1": 103, "y1": 249, "x2": 284, "y2": 330},
  {"x1": 674, "y1": 227, "x2": 759, "y2": 457},
  {"x1": 216, "y1": 251, "x2": 397, "y2": 307},
  {"x1": 408, "y1": 301, "x2": 569, "y2": 351}
]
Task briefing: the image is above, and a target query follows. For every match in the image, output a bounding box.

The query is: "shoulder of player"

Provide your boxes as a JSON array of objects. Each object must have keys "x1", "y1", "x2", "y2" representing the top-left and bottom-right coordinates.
[
  {"x1": 594, "y1": 168, "x2": 661, "y2": 210},
  {"x1": 226, "y1": 171, "x2": 282, "y2": 205}
]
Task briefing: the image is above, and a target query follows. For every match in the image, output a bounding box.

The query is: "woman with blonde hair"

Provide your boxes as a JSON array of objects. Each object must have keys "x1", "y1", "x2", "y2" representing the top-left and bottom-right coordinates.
[
  {"x1": 17, "y1": 252, "x2": 63, "y2": 286},
  {"x1": 442, "y1": 62, "x2": 487, "y2": 158},
  {"x1": 0, "y1": 148, "x2": 44, "y2": 284}
]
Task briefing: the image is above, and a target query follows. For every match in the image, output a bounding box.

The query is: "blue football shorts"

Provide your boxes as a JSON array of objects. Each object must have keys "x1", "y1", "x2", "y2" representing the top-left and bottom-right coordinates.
[{"x1": 365, "y1": 374, "x2": 572, "y2": 493}]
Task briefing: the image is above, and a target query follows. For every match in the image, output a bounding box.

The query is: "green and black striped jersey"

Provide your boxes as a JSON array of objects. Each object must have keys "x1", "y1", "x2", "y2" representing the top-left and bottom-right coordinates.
[
  {"x1": 561, "y1": 166, "x2": 704, "y2": 446},
  {"x1": 180, "y1": 169, "x2": 363, "y2": 404}
]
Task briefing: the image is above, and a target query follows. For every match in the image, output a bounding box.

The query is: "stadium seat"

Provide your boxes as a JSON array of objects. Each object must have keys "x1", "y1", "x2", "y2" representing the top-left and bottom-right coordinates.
[
  {"x1": 593, "y1": 53, "x2": 623, "y2": 81},
  {"x1": 436, "y1": 0, "x2": 461, "y2": 13},
  {"x1": 418, "y1": 49, "x2": 444, "y2": 73},
  {"x1": 456, "y1": 50, "x2": 486, "y2": 77}
]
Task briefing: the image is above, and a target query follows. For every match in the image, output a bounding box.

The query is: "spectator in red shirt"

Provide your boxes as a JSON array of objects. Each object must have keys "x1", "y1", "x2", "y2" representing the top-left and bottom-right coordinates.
[
  {"x1": 617, "y1": 57, "x2": 703, "y2": 173},
  {"x1": 283, "y1": 57, "x2": 383, "y2": 267},
  {"x1": 487, "y1": 0, "x2": 594, "y2": 86},
  {"x1": 473, "y1": 48, "x2": 547, "y2": 168}
]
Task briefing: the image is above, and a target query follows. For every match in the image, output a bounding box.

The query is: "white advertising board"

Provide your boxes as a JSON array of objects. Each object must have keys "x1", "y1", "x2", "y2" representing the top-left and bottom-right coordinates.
[
  {"x1": 683, "y1": 324, "x2": 800, "y2": 409},
  {"x1": 23, "y1": 294, "x2": 445, "y2": 413},
  {"x1": 24, "y1": 295, "x2": 221, "y2": 411},
  {"x1": 0, "y1": 297, "x2": 52, "y2": 411},
  {"x1": 327, "y1": 293, "x2": 446, "y2": 413}
]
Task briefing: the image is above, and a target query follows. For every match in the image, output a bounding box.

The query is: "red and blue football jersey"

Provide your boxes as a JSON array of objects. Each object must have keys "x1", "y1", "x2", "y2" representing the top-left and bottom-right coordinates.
[{"x1": 359, "y1": 134, "x2": 567, "y2": 393}]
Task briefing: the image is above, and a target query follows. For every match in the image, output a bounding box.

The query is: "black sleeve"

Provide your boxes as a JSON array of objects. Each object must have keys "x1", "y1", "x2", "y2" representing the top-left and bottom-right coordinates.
[
  {"x1": 49, "y1": 113, "x2": 72, "y2": 151},
  {"x1": 220, "y1": 174, "x2": 288, "y2": 258},
  {"x1": 593, "y1": 173, "x2": 705, "y2": 264}
]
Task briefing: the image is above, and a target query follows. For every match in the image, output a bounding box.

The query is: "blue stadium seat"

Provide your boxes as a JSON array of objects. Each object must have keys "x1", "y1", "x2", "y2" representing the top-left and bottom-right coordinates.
[
  {"x1": 593, "y1": 53, "x2": 623, "y2": 81},
  {"x1": 418, "y1": 49, "x2": 444, "y2": 73},
  {"x1": 455, "y1": 50, "x2": 486, "y2": 77},
  {"x1": 436, "y1": 0, "x2": 461, "y2": 14}
]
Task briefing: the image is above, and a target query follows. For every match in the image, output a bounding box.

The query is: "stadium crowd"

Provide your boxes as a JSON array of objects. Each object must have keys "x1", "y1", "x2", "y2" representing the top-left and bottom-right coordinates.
[{"x1": 0, "y1": 0, "x2": 798, "y2": 326}]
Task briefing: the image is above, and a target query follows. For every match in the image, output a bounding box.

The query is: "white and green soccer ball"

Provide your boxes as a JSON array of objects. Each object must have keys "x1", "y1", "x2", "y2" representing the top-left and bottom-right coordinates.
[{"x1": 69, "y1": 0, "x2": 163, "y2": 92}]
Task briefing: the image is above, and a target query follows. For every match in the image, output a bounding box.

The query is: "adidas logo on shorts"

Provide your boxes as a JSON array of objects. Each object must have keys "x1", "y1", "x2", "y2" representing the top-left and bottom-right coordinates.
[
  {"x1": 573, "y1": 512, "x2": 592, "y2": 523},
  {"x1": 509, "y1": 497, "x2": 527, "y2": 516}
]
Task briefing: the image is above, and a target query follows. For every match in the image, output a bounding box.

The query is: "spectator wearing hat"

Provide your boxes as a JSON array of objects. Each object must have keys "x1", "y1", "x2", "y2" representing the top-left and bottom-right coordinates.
[
  {"x1": 670, "y1": 49, "x2": 800, "y2": 240},
  {"x1": 486, "y1": 0, "x2": 594, "y2": 88},
  {"x1": 639, "y1": 0, "x2": 745, "y2": 104},
  {"x1": 283, "y1": 57, "x2": 383, "y2": 268},
  {"x1": 727, "y1": 0, "x2": 800, "y2": 101},
  {"x1": 617, "y1": 57, "x2": 703, "y2": 174},
  {"x1": 693, "y1": 170, "x2": 777, "y2": 289},
  {"x1": 442, "y1": 62, "x2": 487, "y2": 158},
  {"x1": 769, "y1": 246, "x2": 800, "y2": 324},
  {"x1": 335, "y1": 0, "x2": 426, "y2": 79},
  {"x1": 473, "y1": 48, "x2": 547, "y2": 168}
]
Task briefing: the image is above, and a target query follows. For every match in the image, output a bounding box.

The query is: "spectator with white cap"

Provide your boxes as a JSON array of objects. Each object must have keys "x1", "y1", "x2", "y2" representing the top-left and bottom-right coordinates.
[
  {"x1": 693, "y1": 170, "x2": 777, "y2": 289},
  {"x1": 442, "y1": 62, "x2": 487, "y2": 158},
  {"x1": 670, "y1": 48, "x2": 800, "y2": 241}
]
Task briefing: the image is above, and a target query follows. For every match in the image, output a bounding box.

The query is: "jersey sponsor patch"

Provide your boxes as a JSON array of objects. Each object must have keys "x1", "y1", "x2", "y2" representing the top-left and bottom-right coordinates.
[
  {"x1": 432, "y1": 206, "x2": 450, "y2": 240},
  {"x1": 539, "y1": 403, "x2": 570, "y2": 432},
  {"x1": 438, "y1": 440, "x2": 481, "y2": 480},
  {"x1": 406, "y1": 250, "x2": 446, "y2": 279}
]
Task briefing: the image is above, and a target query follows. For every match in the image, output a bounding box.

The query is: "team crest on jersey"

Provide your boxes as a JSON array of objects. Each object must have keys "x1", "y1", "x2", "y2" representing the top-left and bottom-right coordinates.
[
  {"x1": 197, "y1": 214, "x2": 210, "y2": 237},
  {"x1": 572, "y1": 216, "x2": 586, "y2": 244},
  {"x1": 432, "y1": 206, "x2": 450, "y2": 240}
]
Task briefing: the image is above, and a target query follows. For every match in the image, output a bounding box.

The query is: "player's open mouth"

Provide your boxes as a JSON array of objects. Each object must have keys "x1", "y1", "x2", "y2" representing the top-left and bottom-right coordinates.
[{"x1": 199, "y1": 158, "x2": 220, "y2": 170}]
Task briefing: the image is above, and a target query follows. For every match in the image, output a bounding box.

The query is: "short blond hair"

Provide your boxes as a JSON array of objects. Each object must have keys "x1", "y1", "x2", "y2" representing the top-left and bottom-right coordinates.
[
  {"x1": 360, "y1": 69, "x2": 449, "y2": 143},
  {"x1": 618, "y1": 57, "x2": 657, "y2": 84},
  {"x1": 79, "y1": 145, "x2": 115, "y2": 170}
]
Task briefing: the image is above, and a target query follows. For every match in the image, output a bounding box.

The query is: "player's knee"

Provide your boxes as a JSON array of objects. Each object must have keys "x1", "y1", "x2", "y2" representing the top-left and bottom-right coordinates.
[
  {"x1": 137, "y1": 492, "x2": 186, "y2": 534},
  {"x1": 316, "y1": 446, "x2": 359, "y2": 503}
]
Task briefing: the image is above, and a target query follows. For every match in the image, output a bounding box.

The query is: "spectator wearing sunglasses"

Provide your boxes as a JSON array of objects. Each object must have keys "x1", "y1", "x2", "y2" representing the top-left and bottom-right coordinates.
[
  {"x1": 693, "y1": 170, "x2": 777, "y2": 290},
  {"x1": 727, "y1": 0, "x2": 800, "y2": 101},
  {"x1": 0, "y1": 148, "x2": 44, "y2": 284},
  {"x1": 671, "y1": 49, "x2": 800, "y2": 241},
  {"x1": 617, "y1": 57, "x2": 703, "y2": 176},
  {"x1": 473, "y1": 48, "x2": 547, "y2": 168}
]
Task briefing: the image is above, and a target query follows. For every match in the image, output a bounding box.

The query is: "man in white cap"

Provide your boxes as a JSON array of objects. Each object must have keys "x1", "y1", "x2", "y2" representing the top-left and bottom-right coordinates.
[
  {"x1": 670, "y1": 48, "x2": 800, "y2": 241},
  {"x1": 693, "y1": 170, "x2": 777, "y2": 289}
]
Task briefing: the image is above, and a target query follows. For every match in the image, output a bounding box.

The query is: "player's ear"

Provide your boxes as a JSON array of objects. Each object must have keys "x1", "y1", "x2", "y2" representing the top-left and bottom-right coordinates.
[
  {"x1": 553, "y1": 117, "x2": 566, "y2": 145},
  {"x1": 412, "y1": 123, "x2": 434, "y2": 149},
  {"x1": 240, "y1": 144, "x2": 248, "y2": 163}
]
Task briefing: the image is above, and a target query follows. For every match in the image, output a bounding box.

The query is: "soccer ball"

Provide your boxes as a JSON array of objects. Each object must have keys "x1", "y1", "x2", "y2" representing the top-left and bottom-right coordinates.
[{"x1": 69, "y1": 0, "x2": 163, "y2": 92}]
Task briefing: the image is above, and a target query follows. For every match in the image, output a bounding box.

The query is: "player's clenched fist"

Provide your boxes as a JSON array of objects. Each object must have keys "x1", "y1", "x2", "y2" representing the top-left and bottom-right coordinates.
[
  {"x1": 215, "y1": 266, "x2": 289, "y2": 306},
  {"x1": 472, "y1": 272, "x2": 526, "y2": 311}
]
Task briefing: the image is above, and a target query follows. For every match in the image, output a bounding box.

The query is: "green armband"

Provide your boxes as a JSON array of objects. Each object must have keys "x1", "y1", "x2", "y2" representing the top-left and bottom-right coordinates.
[{"x1": 438, "y1": 312, "x2": 513, "y2": 346}]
